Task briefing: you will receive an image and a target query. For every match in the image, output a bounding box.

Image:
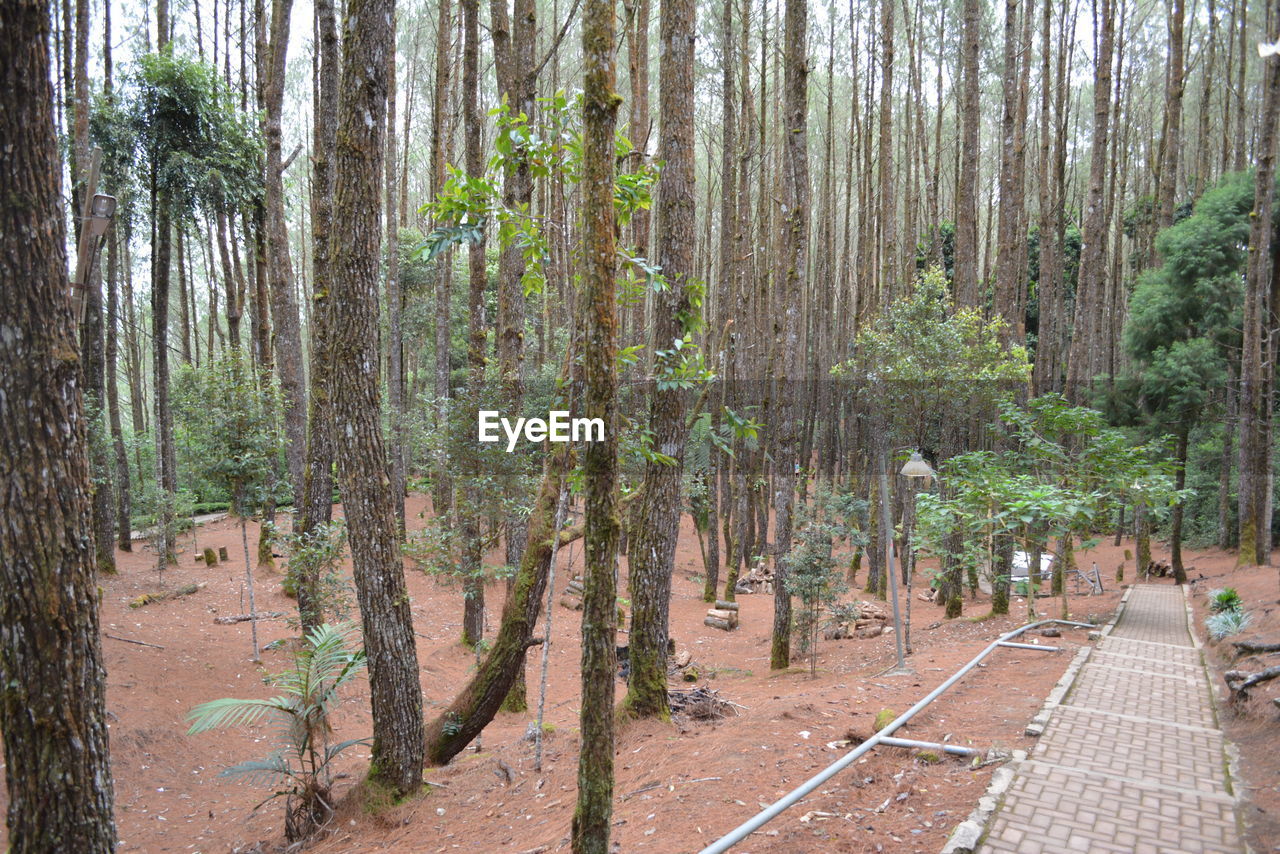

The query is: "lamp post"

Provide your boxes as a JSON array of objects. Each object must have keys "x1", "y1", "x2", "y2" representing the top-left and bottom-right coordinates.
[{"x1": 879, "y1": 451, "x2": 935, "y2": 674}]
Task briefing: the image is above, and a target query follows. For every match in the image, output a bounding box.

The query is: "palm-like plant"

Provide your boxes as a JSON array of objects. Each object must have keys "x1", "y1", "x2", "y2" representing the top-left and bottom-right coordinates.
[{"x1": 187, "y1": 622, "x2": 369, "y2": 840}]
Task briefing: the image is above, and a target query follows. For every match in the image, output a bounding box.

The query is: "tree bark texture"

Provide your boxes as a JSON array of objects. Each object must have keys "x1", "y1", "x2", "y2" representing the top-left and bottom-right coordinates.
[
  {"x1": 1239, "y1": 0, "x2": 1280, "y2": 567},
  {"x1": 622, "y1": 0, "x2": 695, "y2": 721},
  {"x1": 329, "y1": 0, "x2": 426, "y2": 797},
  {"x1": 572, "y1": 0, "x2": 620, "y2": 846},
  {"x1": 770, "y1": 0, "x2": 808, "y2": 672},
  {"x1": 0, "y1": 1, "x2": 117, "y2": 844},
  {"x1": 296, "y1": 0, "x2": 340, "y2": 633}
]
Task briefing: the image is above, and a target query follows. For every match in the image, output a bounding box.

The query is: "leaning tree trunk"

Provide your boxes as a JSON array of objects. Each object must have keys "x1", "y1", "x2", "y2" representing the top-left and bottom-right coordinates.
[
  {"x1": 572, "y1": 0, "x2": 621, "y2": 846},
  {"x1": 0, "y1": 2, "x2": 117, "y2": 844},
  {"x1": 424, "y1": 420, "x2": 573, "y2": 764},
  {"x1": 329, "y1": 0, "x2": 426, "y2": 798},
  {"x1": 622, "y1": 0, "x2": 696, "y2": 721}
]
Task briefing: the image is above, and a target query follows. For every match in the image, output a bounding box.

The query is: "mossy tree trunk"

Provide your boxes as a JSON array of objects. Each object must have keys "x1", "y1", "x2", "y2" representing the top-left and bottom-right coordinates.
[
  {"x1": 991, "y1": 532, "x2": 1012, "y2": 616},
  {"x1": 571, "y1": 0, "x2": 621, "y2": 844},
  {"x1": 424, "y1": 441, "x2": 572, "y2": 764}
]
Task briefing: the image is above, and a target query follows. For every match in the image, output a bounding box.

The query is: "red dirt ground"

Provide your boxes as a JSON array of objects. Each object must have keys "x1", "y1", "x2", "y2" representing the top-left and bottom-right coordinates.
[
  {"x1": 1, "y1": 497, "x2": 1274, "y2": 853},
  {"x1": 1183, "y1": 549, "x2": 1280, "y2": 854}
]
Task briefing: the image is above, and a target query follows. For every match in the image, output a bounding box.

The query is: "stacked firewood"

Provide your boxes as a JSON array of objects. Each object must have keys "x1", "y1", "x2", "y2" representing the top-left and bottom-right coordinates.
[
  {"x1": 703, "y1": 599, "x2": 739, "y2": 631},
  {"x1": 735, "y1": 560, "x2": 774, "y2": 594},
  {"x1": 823, "y1": 600, "x2": 891, "y2": 640}
]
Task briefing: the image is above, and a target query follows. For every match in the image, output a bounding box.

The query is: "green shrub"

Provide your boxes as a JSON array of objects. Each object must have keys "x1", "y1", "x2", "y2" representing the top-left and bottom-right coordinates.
[{"x1": 1206, "y1": 587, "x2": 1242, "y2": 614}]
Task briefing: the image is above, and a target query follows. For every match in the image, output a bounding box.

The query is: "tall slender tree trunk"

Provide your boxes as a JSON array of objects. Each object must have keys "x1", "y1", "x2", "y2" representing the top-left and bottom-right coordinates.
[
  {"x1": 491, "y1": 0, "x2": 537, "y2": 711},
  {"x1": 330, "y1": 0, "x2": 426, "y2": 797},
  {"x1": 572, "y1": 0, "x2": 621, "y2": 847},
  {"x1": 1064, "y1": 0, "x2": 1114, "y2": 403},
  {"x1": 623, "y1": 0, "x2": 695, "y2": 720},
  {"x1": 1156, "y1": 0, "x2": 1185, "y2": 232},
  {"x1": 460, "y1": 0, "x2": 487, "y2": 648},
  {"x1": 430, "y1": 0, "x2": 454, "y2": 528},
  {"x1": 295, "y1": 0, "x2": 339, "y2": 633},
  {"x1": 0, "y1": 1, "x2": 117, "y2": 843},
  {"x1": 954, "y1": 0, "x2": 981, "y2": 308},
  {"x1": 996, "y1": 0, "x2": 1026, "y2": 339},
  {"x1": 153, "y1": 182, "x2": 178, "y2": 567},
  {"x1": 1239, "y1": 1, "x2": 1280, "y2": 568},
  {"x1": 386, "y1": 12, "x2": 406, "y2": 534},
  {"x1": 770, "y1": 0, "x2": 808, "y2": 671},
  {"x1": 261, "y1": 0, "x2": 306, "y2": 505}
]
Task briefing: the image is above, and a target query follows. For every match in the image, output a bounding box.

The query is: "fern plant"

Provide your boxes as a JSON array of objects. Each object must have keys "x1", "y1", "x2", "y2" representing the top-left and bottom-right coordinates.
[{"x1": 186, "y1": 622, "x2": 369, "y2": 840}]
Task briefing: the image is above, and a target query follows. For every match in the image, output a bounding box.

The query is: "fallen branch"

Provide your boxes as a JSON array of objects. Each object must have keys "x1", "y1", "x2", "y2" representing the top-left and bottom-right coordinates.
[
  {"x1": 1232, "y1": 641, "x2": 1280, "y2": 657},
  {"x1": 213, "y1": 611, "x2": 286, "y2": 624},
  {"x1": 1224, "y1": 665, "x2": 1280, "y2": 701},
  {"x1": 105, "y1": 633, "x2": 165, "y2": 649}
]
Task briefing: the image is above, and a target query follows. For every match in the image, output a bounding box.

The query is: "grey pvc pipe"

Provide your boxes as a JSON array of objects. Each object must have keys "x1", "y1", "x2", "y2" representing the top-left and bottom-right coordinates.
[
  {"x1": 877, "y1": 736, "x2": 978, "y2": 757},
  {"x1": 697, "y1": 617, "x2": 1096, "y2": 854},
  {"x1": 997, "y1": 640, "x2": 1061, "y2": 652}
]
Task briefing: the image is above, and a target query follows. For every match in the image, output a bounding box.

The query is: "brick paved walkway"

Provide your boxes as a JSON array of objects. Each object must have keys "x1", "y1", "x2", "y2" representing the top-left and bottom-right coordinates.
[{"x1": 978, "y1": 585, "x2": 1244, "y2": 854}]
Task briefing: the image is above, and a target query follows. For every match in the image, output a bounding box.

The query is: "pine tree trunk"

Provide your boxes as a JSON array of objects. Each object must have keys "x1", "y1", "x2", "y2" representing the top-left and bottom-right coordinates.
[
  {"x1": 770, "y1": 0, "x2": 808, "y2": 672},
  {"x1": 1239, "y1": 1, "x2": 1279, "y2": 567},
  {"x1": 1156, "y1": 0, "x2": 1185, "y2": 232},
  {"x1": 106, "y1": 225, "x2": 132, "y2": 551},
  {"x1": 1064, "y1": 0, "x2": 1114, "y2": 403},
  {"x1": 460, "y1": 0, "x2": 486, "y2": 649},
  {"x1": 295, "y1": 0, "x2": 339, "y2": 634},
  {"x1": 261, "y1": 0, "x2": 307, "y2": 505},
  {"x1": 623, "y1": 0, "x2": 695, "y2": 719},
  {"x1": 153, "y1": 184, "x2": 178, "y2": 566},
  {"x1": 954, "y1": 0, "x2": 982, "y2": 308},
  {"x1": 329, "y1": 0, "x2": 426, "y2": 797},
  {"x1": 0, "y1": 2, "x2": 117, "y2": 841},
  {"x1": 491, "y1": 0, "x2": 537, "y2": 711},
  {"x1": 572, "y1": 0, "x2": 620, "y2": 845},
  {"x1": 385, "y1": 13, "x2": 406, "y2": 535},
  {"x1": 1171, "y1": 425, "x2": 1188, "y2": 583}
]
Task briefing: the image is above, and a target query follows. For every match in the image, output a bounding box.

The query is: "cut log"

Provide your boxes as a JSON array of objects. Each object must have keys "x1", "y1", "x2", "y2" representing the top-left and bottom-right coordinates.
[
  {"x1": 703, "y1": 616, "x2": 734, "y2": 631},
  {"x1": 202, "y1": 547, "x2": 218, "y2": 565},
  {"x1": 707, "y1": 608, "x2": 738, "y2": 624},
  {"x1": 218, "y1": 546, "x2": 229, "y2": 562},
  {"x1": 714, "y1": 599, "x2": 739, "y2": 612},
  {"x1": 129, "y1": 582, "x2": 204, "y2": 609},
  {"x1": 213, "y1": 610, "x2": 286, "y2": 624}
]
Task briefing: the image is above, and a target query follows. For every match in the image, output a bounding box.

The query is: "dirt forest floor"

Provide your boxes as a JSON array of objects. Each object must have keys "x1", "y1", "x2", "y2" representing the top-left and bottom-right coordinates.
[{"x1": 1, "y1": 495, "x2": 1276, "y2": 853}]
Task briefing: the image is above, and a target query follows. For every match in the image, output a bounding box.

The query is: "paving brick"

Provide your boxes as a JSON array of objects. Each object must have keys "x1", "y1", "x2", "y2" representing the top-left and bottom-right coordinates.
[{"x1": 975, "y1": 585, "x2": 1243, "y2": 854}]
